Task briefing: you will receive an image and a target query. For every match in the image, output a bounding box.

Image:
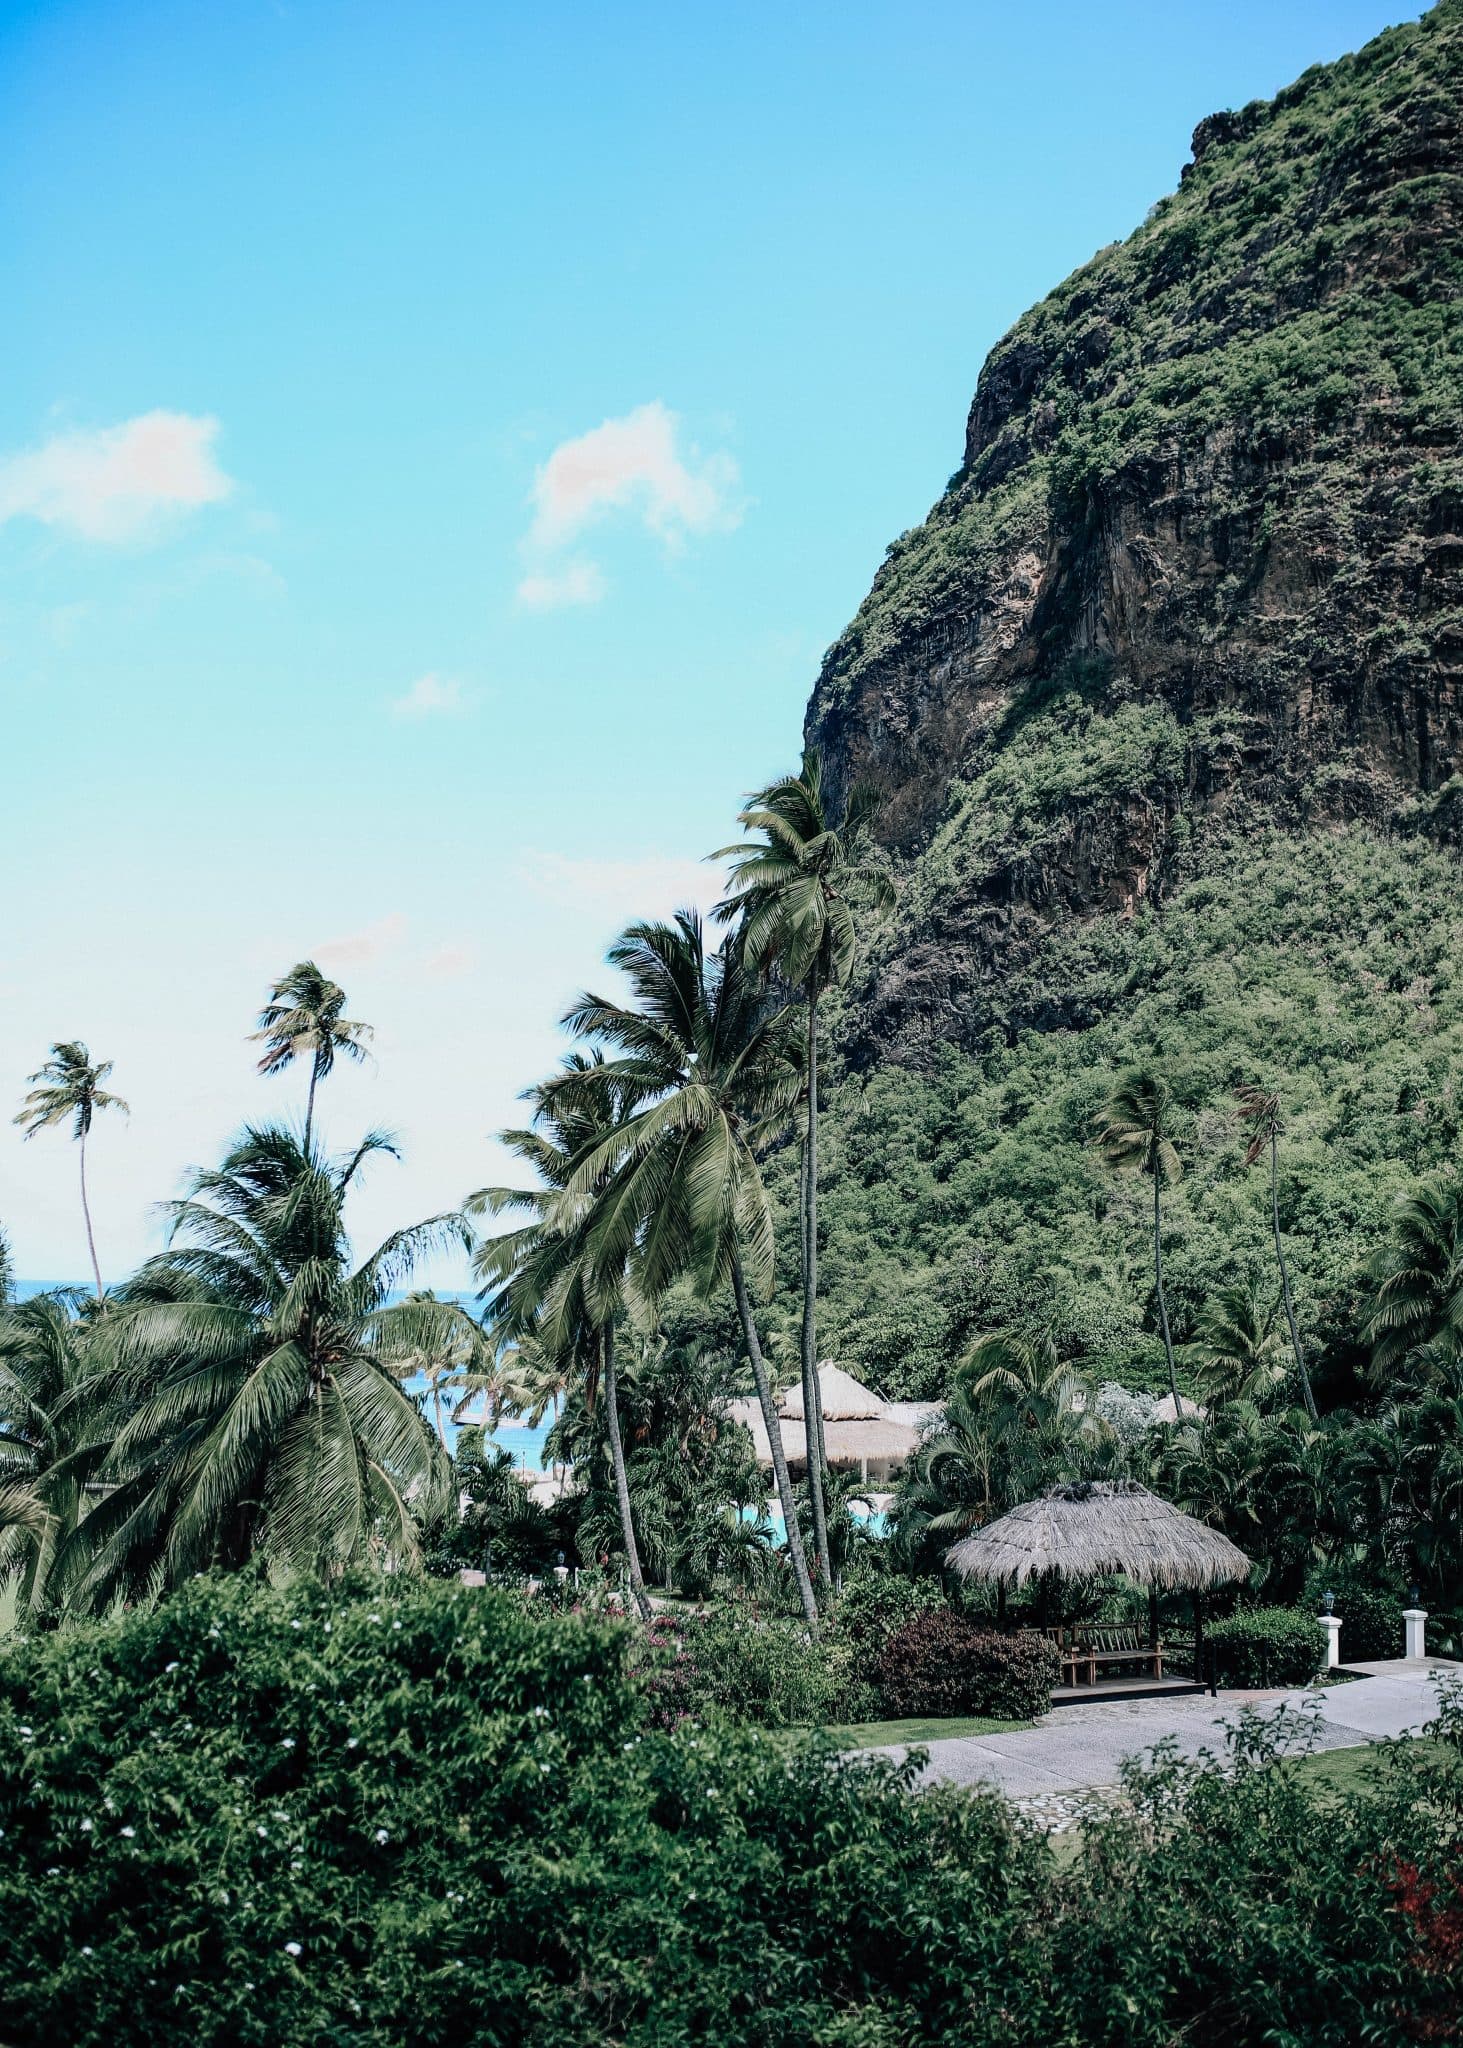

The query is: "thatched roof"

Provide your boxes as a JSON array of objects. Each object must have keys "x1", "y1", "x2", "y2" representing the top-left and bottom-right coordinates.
[
  {"x1": 727, "y1": 1403, "x2": 920, "y2": 1468},
  {"x1": 780, "y1": 1364, "x2": 885, "y2": 1420},
  {"x1": 944, "y1": 1480, "x2": 1252, "y2": 1591}
]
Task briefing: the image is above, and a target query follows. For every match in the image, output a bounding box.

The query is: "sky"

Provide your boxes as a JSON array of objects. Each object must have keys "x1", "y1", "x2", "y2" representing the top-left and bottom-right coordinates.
[{"x1": 0, "y1": 0, "x2": 1420, "y2": 1287}]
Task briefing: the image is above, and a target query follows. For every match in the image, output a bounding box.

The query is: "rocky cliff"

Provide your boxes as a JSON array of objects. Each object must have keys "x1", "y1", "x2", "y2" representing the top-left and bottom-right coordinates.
[{"x1": 806, "y1": 2, "x2": 1463, "y2": 1066}]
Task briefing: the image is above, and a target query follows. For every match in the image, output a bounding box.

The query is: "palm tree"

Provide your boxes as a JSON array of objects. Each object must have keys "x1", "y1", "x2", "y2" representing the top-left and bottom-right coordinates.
[
  {"x1": 0, "y1": 1291, "x2": 100, "y2": 1616},
  {"x1": 1095, "y1": 1069, "x2": 1184, "y2": 1415},
  {"x1": 1362, "y1": 1172, "x2": 1463, "y2": 1390},
  {"x1": 1235, "y1": 1086, "x2": 1318, "y2": 1421},
  {"x1": 715, "y1": 749, "x2": 892, "y2": 1584},
  {"x1": 558, "y1": 912, "x2": 820, "y2": 1630},
  {"x1": 68, "y1": 1125, "x2": 464, "y2": 1609},
  {"x1": 393, "y1": 1290, "x2": 497, "y2": 1448},
  {"x1": 468, "y1": 1057, "x2": 652, "y2": 1622},
  {"x1": 14, "y1": 1043, "x2": 128, "y2": 1301},
  {"x1": 251, "y1": 962, "x2": 371, "y2": 1150},
  {"x1": 1194, "y1": 1281, "x2": 1291, "y2": 1407}
]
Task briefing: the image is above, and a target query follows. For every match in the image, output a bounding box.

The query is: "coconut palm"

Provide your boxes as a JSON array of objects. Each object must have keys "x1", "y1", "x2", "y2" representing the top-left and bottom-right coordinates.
[
  {"x1": 1095, "y1": 1069, "x2": 1183, "y2": 1414},
  {"x1": 558, "y1": 911, "x2": 819, "y2": 1629},
  {"x1": 1362, "y1": 1172, "x2": 1463, "y2": 1390},
  {"x1": 1194, "y1": 1280, "x2": 1291, "y2": 1407},
  {"x1": 392, "y1": 1290, "x2": 498, "y2": 1447},
  {"x1": 714, "y1": 750, "x2": 892, "y2": 1584},
  {"x1": 0, "y1": 1291, "x2": 100, "y2": 1615},
  {"x1": 66, "y1": 1125, "x2": 464, "y2": 1609},
  {"x1": 251, "y1": 962, "x2": 371, "y2": 1150},
  {"x1": 14, "y1": 1043, "x2": 128, "y2": 1300},
  {"x1": 468, "y1": 1057, "x2": 652, "y2": 1621},
  {"x1": 1235, "y1": 1086, "x2": 1318, "y2": 1420}
]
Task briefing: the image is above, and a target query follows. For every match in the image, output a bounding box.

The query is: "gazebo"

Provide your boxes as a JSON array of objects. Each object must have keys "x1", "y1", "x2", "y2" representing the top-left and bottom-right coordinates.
[{"x1": 945, "y1": 1479, "x2": 1252, "y2": 1683}]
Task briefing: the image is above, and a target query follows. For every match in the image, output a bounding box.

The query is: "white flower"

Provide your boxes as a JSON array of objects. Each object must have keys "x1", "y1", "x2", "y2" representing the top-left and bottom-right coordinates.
[
  {"x1": 47, "y1": 1867, "x2": 60, "y2": 1877},
  {"x1": 256, "y1": 1826, "x2": 268, "y2": 1838},
  {"x1": 280, "y1": 1738, "x2": 295, "y2": 1750},
  {"x1": 120, "y1": 1826, "x2": 135, "y2": 1839},
  {"x1": 164, "y1": 1662, "x2": 180, "y2": 1674},
  {"x1": 392, "y1": 1620, "x2": 402, "y2": 1631},
  {"x1": 284, "y1": 1941, "x2": 302, "y2": 1958},
  {"x1": 18, "y1": 1726, "x2": 31, "y2": 1737},
  {"x1": 346, "y1": 1738, "x2": 359, "y2": 1750},
  {"x1": 290, "y1": 1620, "x2": 302, "y2": 1631},
  {"x1": 368, "y1": 1613, "x2": 382, "y2": 1624},
  {"x1": 375, "y1": 1828, "x2": 390, "y2": 1844},
  {"x1": 79, "y1": 1819, "x2": 93, "y2": 1833},
  {"x1": 81, "y1": 1947, "x2": 93, "y2": 1957}
]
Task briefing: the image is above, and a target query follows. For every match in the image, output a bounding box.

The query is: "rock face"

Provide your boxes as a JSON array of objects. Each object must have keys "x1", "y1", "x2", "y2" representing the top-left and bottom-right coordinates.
[{"x1": 806, "y1": 3, "x2": 1463, "y2": 1064}]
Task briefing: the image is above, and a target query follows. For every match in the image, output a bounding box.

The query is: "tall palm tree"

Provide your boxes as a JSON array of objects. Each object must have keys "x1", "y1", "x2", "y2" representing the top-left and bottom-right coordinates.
[
  {"x1": 393, "y1": 1291, "x2": 499, "y2": 1447},
  {"x1": 558, "y1": 912, "x2": 820, "y2": 1630},
  {"x1": 1095, "y1": 1069, "x2": 1184, "y2": 1415},
  {"x1": 468, "y1": 1057, "x2": 652, "y2": 1622},
  {"x1": 14, "y1": 1042, "x2": 128, "y2": 1301},
  {"x1": 1235, "y1": 1086, "x2": 1318, "y2": 1421},
  {"x1": 251, "y1": 962, "x2": 371, "y2": 1150},
  {"x1": 1362, "y1": 1172, "x2": 1463, "y2": 1390},
  {"x1": 714, "y1": 749, "x2": 892, "y2": 1584},
  {"x1": 68, "y1": 1125, "x2": 464, "y2": 1610}
]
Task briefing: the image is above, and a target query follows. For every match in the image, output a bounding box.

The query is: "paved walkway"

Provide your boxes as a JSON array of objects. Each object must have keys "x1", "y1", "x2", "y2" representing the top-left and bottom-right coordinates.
[{"x1": 861, "y1": 1659, "x2": 1458, "y2": 1827}]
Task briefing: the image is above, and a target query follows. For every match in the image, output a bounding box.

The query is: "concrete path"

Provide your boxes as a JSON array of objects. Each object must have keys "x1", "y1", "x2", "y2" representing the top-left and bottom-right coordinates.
[{"x1": 861, "y1": 1659, "x2": 1458, "y2": 1812}]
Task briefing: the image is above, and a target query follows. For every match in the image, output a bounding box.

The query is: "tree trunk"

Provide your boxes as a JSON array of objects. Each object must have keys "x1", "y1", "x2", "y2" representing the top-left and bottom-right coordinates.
[
  {"x1": 1271, "y1": 1130, "x2": 1319, "y2": 1422},
  {"x1": 1153, "y1": 1167, "x2": 1181, "y2": 1414},
  {"x1": 603, "y1": 1325, "x2": 652, "y2": 1623},
  {"x1": 731, "y1": 1248, "x2": 820, "y2": 1634},
  {"x1": 431, "y1": 1376, "x2": 447, "y2": 1448},
  {"x1": 304, "y1": 1058, "x2": 320, "y2": 1154},
  {"x1": 800, "y1": 982, "x2": 831, "y2": 1584},
  {"x1": 78, "y1": 1132, "x2": 103, "y2": 1301}
]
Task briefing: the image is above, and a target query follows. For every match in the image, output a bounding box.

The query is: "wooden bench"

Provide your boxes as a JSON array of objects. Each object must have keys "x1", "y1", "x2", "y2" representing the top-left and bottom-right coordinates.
[
  {"x1": 1079, "y1": 1626, "x2": 1164, "y2": 1680},
  {"x1": 1020, "y1": 1626, "x2": 1098, "y2": 1687}
]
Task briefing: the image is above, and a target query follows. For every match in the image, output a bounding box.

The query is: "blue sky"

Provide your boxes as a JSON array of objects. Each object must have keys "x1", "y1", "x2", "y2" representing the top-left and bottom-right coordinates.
[{"x1": 0, "y1": 0, "x2": 1418, "y2": 1284}]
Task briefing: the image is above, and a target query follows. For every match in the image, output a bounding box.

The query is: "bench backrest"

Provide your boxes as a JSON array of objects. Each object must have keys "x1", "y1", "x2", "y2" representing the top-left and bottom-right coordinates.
[{"x1": 1085, "y1": 1627, "x2": 1154, "y2": 1652}]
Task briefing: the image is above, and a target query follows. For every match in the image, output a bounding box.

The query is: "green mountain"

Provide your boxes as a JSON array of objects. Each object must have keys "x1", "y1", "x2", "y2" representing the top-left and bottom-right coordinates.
[{"x1": 778, "y1": 3, "x2": 1463, "y2": 1402}]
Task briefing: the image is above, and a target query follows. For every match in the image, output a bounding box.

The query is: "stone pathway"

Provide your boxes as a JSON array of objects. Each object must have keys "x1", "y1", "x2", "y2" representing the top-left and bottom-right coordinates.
[{"x1": 860, "y1": 1658, "x2": 1458, "y2": 1826}]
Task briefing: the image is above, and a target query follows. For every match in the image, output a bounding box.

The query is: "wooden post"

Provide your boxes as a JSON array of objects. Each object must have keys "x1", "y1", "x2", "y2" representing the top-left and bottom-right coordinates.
[{"x1": 1148, "y1": 1584, "x2": 1159, "y2": 1650}]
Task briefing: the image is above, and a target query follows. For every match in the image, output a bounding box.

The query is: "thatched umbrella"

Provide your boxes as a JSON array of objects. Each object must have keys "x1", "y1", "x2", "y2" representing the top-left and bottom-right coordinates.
[{"x1": 945, "y1": 1479, "x2": 1251, "y2": 1590}]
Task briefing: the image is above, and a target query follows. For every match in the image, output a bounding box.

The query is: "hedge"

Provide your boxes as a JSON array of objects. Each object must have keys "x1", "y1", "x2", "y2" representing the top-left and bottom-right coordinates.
[
  {"x1": 877, "y1": 1610, "x2": 1058, "y2": 1720},
  {"x1": 1205, "y1": 1606, "x2": 1325, "y2": 1688}
]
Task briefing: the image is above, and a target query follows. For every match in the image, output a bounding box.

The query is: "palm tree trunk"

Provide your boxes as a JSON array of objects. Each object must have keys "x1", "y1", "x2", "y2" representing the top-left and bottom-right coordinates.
[
  {"x1": 78, "y1": 1132, "x2": 103, "y2": 1301},
  {"x1": 800, "y1": 982, "x2": 831, "y2": 1585},
  {"x1": 304, "y1": 1059, "x2": 320, "y2": 1153},
  {"x1": 1270, "y1": 1129, "x2": 1319, "y2": 1422},
  {"x1": 603, "y1": 1325, "x2": 652, "y2": 1623},
  {"x1": 431, "y1": 1376, "x2": 447, "y2": 1448},
  {"x1": 1153, "y1": 1168, "x2": 1180, "y2": 1414},
  {"x1": 731, "y1": 1248, "x2": 819, "y2": 1633}
]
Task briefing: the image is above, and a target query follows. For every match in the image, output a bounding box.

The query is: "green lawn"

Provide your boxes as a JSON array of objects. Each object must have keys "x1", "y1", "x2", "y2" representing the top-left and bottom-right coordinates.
[
  {"x1": 822, "y1": 1713, "x2": 1031, "y2": 1748},
  {"x1": 1288, "y1": 1737, "x2": 1443, "y2": 1800}
]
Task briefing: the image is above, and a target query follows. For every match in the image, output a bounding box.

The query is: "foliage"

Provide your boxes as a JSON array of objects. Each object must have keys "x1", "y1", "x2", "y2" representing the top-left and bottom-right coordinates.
[
  {"x1": 3, "y1": 1572, "x2": 1463, "y2": 2045},
  {"x1": 1205, "y1": 1605, "x2": 1325, "y2": 1687},
  {"x1": 639, "y1": 1603, "x2": 844, "y2": 1729},
  {"x1": 877, "y1": 1609, "x2": 1059, "y2": 1720}
]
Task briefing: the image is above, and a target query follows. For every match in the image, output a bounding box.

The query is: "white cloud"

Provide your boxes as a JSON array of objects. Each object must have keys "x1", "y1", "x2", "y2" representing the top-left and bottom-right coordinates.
[
  {"x1": 316, "y1": 913, "x2": 409, "y2": 968},
  {"x1": 517, "y1": 402, "x2": 739, "y2": 610},
  {"x1": 390, "y1": 672, "x2": 464, "y2": 719},
  {"x1": 422, "y1": 944, "x2": 473, "y2": 979},
  {"x1": 517, "y1": 850, "x2": 728, "y2": 925},
  {"x1": 515, "y1": 560, "x2": 607, "y2": 611},
  {"x1": 0, "y1": 411, "x2": 233, "y2": 543}
]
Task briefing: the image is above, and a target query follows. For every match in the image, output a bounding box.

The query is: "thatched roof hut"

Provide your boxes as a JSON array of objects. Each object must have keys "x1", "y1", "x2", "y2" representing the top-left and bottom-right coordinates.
[{"x1": 944, "y1": 1480, "x2": 1252, "y2": 1591}]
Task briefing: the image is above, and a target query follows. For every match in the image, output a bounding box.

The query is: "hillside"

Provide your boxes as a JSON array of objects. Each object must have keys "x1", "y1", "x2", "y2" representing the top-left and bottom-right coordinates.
[{"x1": 781, "y1": 3, "x2": 1463, "y2": 1400}]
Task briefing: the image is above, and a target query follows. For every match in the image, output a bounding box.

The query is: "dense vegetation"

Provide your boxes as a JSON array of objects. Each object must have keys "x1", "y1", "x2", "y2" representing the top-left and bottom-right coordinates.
[{"x1": 2, "y1": 1571, "x2": 1460, "y2": 2048}]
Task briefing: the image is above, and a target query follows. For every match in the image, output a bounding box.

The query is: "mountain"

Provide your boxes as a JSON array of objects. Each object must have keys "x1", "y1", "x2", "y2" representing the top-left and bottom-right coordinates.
[{"x1": 774, "y1": 4, "x2": 1463, "y2": 1401}]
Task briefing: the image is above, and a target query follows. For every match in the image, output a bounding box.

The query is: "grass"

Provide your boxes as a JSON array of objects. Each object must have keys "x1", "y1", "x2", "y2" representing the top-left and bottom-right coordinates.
[
  {"x1": 1289, "y1": 1736, "x2": 1443, "y2": 1801},
  {"x1": 822, "y1": 1713, "x2": 1031, "y2": 1748}
]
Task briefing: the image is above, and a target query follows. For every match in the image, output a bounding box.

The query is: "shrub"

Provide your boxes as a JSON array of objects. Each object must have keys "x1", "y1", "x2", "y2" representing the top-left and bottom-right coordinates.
[
  {"x1": 1206, "y1": 1606, "x2": 1325, "y2": 1687},
  {"x1": 640, "y1": 1604, "x2": 841, "y2": 1728},
  {"x1": 877, "y1": 1611, "x2": 1058, "y2": 1720},
  {"x1": 828, "y1": 1565, "x2": 947, "y2": 1661}
]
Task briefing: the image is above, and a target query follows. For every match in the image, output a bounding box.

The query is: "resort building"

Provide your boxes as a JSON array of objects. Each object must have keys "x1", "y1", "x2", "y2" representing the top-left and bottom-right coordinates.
[{"x1": 727, "y1": 1364, "x2": 940, "y2": 1488}]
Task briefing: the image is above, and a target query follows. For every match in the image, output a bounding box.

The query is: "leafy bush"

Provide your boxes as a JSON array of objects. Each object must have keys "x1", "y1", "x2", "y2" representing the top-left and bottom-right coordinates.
[
  {"x1": 877, "y1": 1611, "x2": 1058, "y2": 1720},
  {"x1": 3, "y1": 1571, "x2": 1463, "y2": 2045},
  {"x1": 640, "y1": 1604, "x2": 842, "y2": 1728},
  {"x1": 1206, "y1": 1606, "x2": 1325, "y2": 1687},
  {"x1": 828, "y1": 1565, "x2": 947, "y2": 1660}
]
